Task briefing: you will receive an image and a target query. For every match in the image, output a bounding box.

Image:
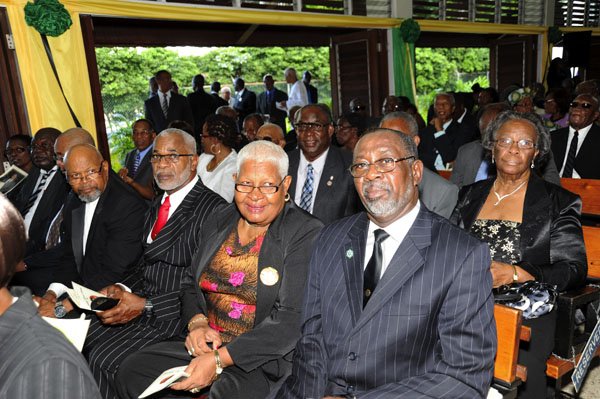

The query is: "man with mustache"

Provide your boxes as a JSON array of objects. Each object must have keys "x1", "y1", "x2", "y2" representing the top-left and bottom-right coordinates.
[
  {"x1": 287, "y1": 104, "x2": 361, "y2": 224},
  {"x1": 83, "y1": 129, "x2": 225, "y2": 399},
  {"x1": 277, "y1": 128, "x2": 495, "y2": 398}
]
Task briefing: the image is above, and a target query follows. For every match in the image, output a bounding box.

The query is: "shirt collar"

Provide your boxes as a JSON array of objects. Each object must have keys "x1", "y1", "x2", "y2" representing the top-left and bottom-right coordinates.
[
  {"x1": 569, "y1": 123, "x2": 593, "y2": 135},
  {"x1": 160, "y1": 175, "x2": 199, "y2": 209},
  {"x1": 367, "y1": 201, "x2": 421, "y2": 243},
  {"x1": 137, "y1": 144, "x2": 153, "y2": 159},
  {"x1": 299, "y1": 147, "x2": 329, "y2": 176}
]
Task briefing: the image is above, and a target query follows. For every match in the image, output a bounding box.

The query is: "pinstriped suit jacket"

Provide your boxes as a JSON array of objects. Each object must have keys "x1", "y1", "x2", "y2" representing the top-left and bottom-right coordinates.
[
  {"x1": 277, "y1": 206, "x2": 496, "y2": 399},
  {"x1": 122, "y1": 178, "x2": 225, "y2": 334}
]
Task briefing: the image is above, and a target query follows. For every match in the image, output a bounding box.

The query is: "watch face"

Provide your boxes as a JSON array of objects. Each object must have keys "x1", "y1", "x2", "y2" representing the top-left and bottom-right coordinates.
[{"x1": 54, "y1": 304, "x2": 67, "y2": 318}]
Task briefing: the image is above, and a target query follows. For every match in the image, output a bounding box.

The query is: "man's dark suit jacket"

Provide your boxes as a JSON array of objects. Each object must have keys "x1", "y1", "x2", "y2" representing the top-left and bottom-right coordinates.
[
  {"x1": 257, "y1": 88, "x2": 288, "y2": 131},
  {"x1": 551, "y1": 124, "x2": 600, "y2": 179},
  {"x1": 304, "y1": 82, "x2": 318, "y2": 104},
  {"x1": 277, "y1": 206, "x2": 496, "y2": 398},
  {"x1": 288, "y1": 146, "x2": 361, "y2": 225},
  {"x1": 233, "y1": 89, "x2": 257, "y2": 128},
  {"x1": 451, "y1": 140, "x2": 561, "y2": 189},
  {"x1": 144, "y1": 92, "x2": 194, "y2": 133},
  {"x1": 13, "y1": 166, "x2": 70, "y2": 256},
  {"x1": 419, "y1": 120, "x2": 476, "y2": 172},
  {"x1": 22, "y1": 175, "x2": 147, "y2": 294},
  {"x1": 187, "y1": 89, "x2": 217, "y2": 139},
  {"x1": 452, "y1": 173, "x2": 587, "y2": 291},
  {"x1": 124, "y1": 147, "x2": 153, "y2": 189},
  {"x1": 211, "y1": 91, "x2": 229, "y2": 108}
]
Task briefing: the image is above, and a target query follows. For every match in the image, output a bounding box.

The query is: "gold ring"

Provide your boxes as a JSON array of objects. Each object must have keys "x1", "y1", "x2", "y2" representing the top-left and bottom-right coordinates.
[{"x1": 190, "y1": 387, "x2": 201, "y2": 393}]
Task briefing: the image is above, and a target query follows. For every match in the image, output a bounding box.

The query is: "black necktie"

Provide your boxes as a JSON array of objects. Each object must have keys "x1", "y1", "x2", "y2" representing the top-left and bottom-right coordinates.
[
  {"x1": 562, "y1": 131, "x2": 579, "y2": 178},
  {"x1": 363, "y1": 229, "x2": 390, "y2": 307}
]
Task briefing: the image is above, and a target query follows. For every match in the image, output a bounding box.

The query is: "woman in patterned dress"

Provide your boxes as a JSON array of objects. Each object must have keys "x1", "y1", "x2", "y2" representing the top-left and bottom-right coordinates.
[
  {"x1": 451, "y1": 110, "x2": 587, "y2": 398},
  {"x1": 117, "y1": 140, "x2": 322, "y2": 399}
]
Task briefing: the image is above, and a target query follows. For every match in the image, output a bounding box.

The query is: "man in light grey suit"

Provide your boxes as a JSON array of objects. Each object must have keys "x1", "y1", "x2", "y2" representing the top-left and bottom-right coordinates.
[
  {"x1": 276, "y1": 128, "x2": 496, "y2": 398},
  {"x1": 380, "y1": 111, "x2": 458, "y2": 218}
]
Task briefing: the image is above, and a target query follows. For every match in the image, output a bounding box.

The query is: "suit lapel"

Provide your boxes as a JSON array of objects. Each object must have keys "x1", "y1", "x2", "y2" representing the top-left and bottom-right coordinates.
[
  {"x1": 518, "y1": 174, "x2": 551, "y2": 252},
  {"x1": 288, "y1": 150, "x2": 300, "y2": 198},
  {"x1": 341, "y1": 213, "x2": 369, "y2": 326},
  {"x1": 71, "y1": 202, "x2": 85, "y2": 271},
  {"x1": 352, "y1": 208, "x2": 432, "y2": 334},
  {"x1": 84, "y1": 180, "x2": 112, "y2": 256},
  {"x1": 313, "y1": 148, "x2": 341, "y2": 208}
]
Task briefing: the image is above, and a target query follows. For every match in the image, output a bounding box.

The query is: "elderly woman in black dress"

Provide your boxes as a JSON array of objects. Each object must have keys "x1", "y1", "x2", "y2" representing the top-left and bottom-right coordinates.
[
  {"x1": 116, "y1": 140, "x2": 323, "y2": 399},
  {"x1": 452, "y1": 110, "x2": 587, "y2": 398}
]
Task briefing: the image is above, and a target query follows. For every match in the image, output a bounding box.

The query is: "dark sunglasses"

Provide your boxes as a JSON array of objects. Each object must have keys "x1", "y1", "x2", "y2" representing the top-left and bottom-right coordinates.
[{"x1": 569, "y1": 101, "x2": 594, "y2": 110}]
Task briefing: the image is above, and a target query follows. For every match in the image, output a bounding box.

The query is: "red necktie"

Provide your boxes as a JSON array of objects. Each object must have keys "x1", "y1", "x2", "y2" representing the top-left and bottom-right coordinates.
[{"x1": 151, "y1": 196, "x2": 171, "y2": 240}]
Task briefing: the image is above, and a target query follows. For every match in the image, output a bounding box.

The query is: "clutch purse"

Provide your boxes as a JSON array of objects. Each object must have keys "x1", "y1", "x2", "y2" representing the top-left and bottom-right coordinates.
[{"x1": 493, "y1": 281, "x2": 558, "y2": 319}]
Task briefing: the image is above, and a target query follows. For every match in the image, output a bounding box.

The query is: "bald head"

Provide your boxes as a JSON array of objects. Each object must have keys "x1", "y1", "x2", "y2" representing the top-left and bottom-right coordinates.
[
  {"x1": 379, "y1": 112, "x2": 420, "y2": 147},
  {"x1": 216, "y1": 106, "x2": 237, "y2": 120},
  {"x1": 256, "y1": 123, "x2": 285, "y2": 148},
  {"x1": 64, "y1": 144, "x2": 108, "y2": 203},
  {"x1": 55, "y1": 128, "x2": 95, "y2": 171}
]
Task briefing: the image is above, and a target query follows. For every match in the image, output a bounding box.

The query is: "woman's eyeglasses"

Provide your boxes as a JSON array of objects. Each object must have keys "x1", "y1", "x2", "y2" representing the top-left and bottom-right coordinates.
[
  {"x1": 235, "y1": 178, "x2": 285, "y2": 194},
  {"x1": 494, "y1": 138, "x2": 536, "y2": 149}
]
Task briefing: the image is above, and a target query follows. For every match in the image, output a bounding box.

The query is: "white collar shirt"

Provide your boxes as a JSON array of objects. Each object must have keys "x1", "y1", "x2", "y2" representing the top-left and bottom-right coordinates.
[
  {"x1": 82, "y1": 197, "x2": 100, "y2": 256},
  {"x1": 363, "y1": 202, "x2": 421, "y2": 277},
  {"x1": 146, "y1": 175, "x2": 199, "y2": 243},
  {"x1": 158, "y1": 90, "x2": 171, "y2": 105},
  {"x1": 23, "y1": 166, "x2": 59, "y2": 230},
  {"x1": 294, "y1": 148, "x2": 329, "y2": 214}
]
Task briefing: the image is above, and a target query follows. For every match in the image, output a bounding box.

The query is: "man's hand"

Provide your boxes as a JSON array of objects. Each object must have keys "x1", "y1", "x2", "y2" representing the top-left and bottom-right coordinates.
[
  {"x1": 15, "y1": 261, "x2": 27, "y2": 272},
  {"x1": 118, "y1": 168, "x2": 133, "y2": 185},
  {"x1": 97, "y1": 290, "x2": 145, "y2": 325},
  {"x1": 35, "y1": 294, "x2": 57, "y2": 318},
  {"x1": 171, "y1": 352, "x2": 217, "y2": 392},
  {"x1": 431, "y1": 116, "x2": 443, "y2": 132}
]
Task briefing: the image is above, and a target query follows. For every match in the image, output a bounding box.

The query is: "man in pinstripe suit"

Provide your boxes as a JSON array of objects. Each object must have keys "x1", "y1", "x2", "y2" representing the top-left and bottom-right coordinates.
[
  {"x1": 82, "y1": 129, "x2": 226, "y2": 399},
  {"x1": 276, "y1": 129, "x2": 496, "y2": 398}
]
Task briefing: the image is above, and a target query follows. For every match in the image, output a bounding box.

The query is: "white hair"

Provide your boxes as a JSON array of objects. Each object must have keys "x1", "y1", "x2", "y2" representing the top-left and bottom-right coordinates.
[
  {"x1": 155, "y1": 128, "x2": 197, "y2": 154},
  {"x1": 236, "y1": 140, "x2": 288, "y2": 179}
]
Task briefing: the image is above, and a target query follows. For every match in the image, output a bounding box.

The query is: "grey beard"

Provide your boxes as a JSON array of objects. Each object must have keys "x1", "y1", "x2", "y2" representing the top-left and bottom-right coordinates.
[{"x1": 78, "y1": 189, "x2": 102, "y2": 203}]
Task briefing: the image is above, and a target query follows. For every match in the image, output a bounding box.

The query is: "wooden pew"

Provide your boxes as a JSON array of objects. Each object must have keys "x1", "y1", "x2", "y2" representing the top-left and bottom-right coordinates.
[
  {"x1": 494, "y1": 304, "x2": 530, "y2": 397},
  {"x1": 561, "y1": 178, "x2": 600, "y2": 217}
]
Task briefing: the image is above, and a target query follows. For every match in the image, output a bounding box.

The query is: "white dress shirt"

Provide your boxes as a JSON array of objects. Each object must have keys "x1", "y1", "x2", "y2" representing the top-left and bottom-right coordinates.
[
  {"x1": 363, "y1": 202, "x2": 421, "y2": 277},
  {"x1": 24, "y1": 166, "x2": 59, "y2": 230},
  {"x1": 197, "y1": 150, "x2": 237, "y2": 203},
  {"x1": 158, "y1": 90, "x2": 171, "y2": 108},
  {"x1": 433, "y1": 119, "x2": 453, "y2": 170},
  {"x1": 294, "y1": 148, "x2": 329, "y2": 214},
  {"x1": 558, "y1": 124, "x2": 593, "y2": 178},
  {"x1": 82, "y1": 198, "x2": 100, "y2": 256},
  {"x1": 287, "y1": 80, "x2": 309, "y2": 110},
  {"x1": 146, "y1": 175, "x2": 199, "y2": 243}
]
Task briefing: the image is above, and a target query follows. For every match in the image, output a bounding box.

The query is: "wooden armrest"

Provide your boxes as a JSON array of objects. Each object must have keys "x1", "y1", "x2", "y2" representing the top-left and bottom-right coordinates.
[{"x1": 520, "y1": 326, "x2": 531, "y2": 342}]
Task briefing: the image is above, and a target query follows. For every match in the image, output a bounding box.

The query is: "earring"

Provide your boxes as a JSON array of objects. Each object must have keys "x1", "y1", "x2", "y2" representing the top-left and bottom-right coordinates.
[
  {"x1": 491, "y1": 153, "x2": 495, "y2": 164},
  {"x1": 284, "y1": 193, "x2": 291, "y2": 202},
  {"x1": 531, "y1": 158, "x2": 535, "y2": 169},
  {"x1": 210, "y1": 144, "x2": 221, "y2": 155}
]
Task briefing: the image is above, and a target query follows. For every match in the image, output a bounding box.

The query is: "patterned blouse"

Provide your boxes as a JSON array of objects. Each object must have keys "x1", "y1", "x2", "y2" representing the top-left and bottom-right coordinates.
[
  {"x1": 199, "y1": 227, "x2": 265, "y2": 343},
  {"x1": 471, "y1": 219, "x2": 522, "y2": 265}
]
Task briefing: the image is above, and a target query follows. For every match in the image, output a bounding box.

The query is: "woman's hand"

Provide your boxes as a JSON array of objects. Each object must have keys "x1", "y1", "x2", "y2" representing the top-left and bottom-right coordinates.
[
  {"x1": 170, "y1": 352, "x2": 217, "y2": 392},
  {"x1": 490, "y1": 261, "x2": 534, "y2": 287},
  {"x1": 186, "y1": 321, "x2": 223, "y2": 357}
]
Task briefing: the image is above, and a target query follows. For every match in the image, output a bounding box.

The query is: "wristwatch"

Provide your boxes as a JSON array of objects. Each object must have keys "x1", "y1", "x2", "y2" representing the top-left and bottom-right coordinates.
[
  {"x1": 144, "y1": 298, "x2": 154, "y2": 316},
  {"x1": 54, "y1": 300, "x2": 67, "y2": 318}
]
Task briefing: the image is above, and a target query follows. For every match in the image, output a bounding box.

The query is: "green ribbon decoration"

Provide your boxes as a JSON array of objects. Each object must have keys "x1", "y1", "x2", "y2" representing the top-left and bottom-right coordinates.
[
  {"x1": 24, "y1": 0, "x2": 72, "y2": 37},
  {"x1": 399, "y1": 18, "x2": 421, "y2": 44}
]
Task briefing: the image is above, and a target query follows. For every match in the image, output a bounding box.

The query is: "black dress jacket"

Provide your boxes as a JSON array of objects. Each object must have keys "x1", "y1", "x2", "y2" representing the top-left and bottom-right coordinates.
[
  {"x1": 451, "y1": 173, "x2": 587, "y2": 291},
  {"x1": 180, "y1": 201, "x2": 323, "y2": 382}
]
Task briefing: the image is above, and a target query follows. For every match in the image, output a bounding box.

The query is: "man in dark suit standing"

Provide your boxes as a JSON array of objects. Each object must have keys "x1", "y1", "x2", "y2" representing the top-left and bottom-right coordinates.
[
  {"x1": 303, "y1": 71, "x2": 318, "y2": 104},
  {"x1": 187, "y1": 74, "x2": 217, "y2": 141},
  {"x1": 82, "y1": 129, "x2": 225, "y2": 399},
  {"x1": 257, "y1": 74, "x2": 288, "y2": 132},
  {"x1": 12, "y1": 128, "x2": 69, "y2": 258},
  {"x1": 35, "y1": 144, "x2": 146, "y2": 313},
  {"x1": 551, "y1": 93, "x2": 600, "y2": 179},
  {"x1": 277, "y1": 128, "x2": 496, "y2": 399},
  {"x1": 210, "y1": 81, "x2": 229, "y2": 108},
  {"x1": 144, "y1": 70, "x2": 194, "y2": 134},
  {"x1": 233, "y1": 77, "x2": 256, "y2": 130},
  {"x1": 118, "y1": 119, "x2": 156, "y2": 200},
  {"x1": 419, "y1": 92, "x2": 476, "y2": 172},
  {"x1": 287, "y1": 104, "x2": 360, "y2": 225}
]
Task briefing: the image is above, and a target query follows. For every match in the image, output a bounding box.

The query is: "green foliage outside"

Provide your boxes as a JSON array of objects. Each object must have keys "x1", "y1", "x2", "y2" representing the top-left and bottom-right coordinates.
[
  {"x1": 96, "y1": 46, "x2": 330, "y2": 169},
  {"x1": 414, "y1": 48, "x2": 490, "y2": 120}
]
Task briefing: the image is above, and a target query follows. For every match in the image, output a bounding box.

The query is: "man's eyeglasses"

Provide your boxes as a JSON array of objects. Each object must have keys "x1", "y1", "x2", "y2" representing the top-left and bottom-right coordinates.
[
  {"x1": 570, "y1": 101, "x2": 594, "y2": 110},
  {"x1": 4, "y1": 147, "x2": 29, "y2": 157},
  {"x1": 67, "y1": 165, "x2": 103, "y2": 183},
  {"x1": 296, "y1": 122, "x2": 329, "y2": 133},
  {"x1": 494, "y1": 137, "x2": 536, "y2": 150},
  {"x1": 150, "y1": 153, "x2": 194, "y2": 163},
  {"x1": 349, "y1": 156, "x2": 415, "y2": 178},
  {"x1": 235, "y1": 178, "x2": 286, "y2": 194}
]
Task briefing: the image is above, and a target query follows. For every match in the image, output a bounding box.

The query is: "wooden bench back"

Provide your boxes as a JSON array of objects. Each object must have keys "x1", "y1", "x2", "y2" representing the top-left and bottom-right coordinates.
[
  {"x1": 494, "y1": 304, "x2": 525, "y2": 384},
  {"x1": 561, "y1": 178, "x2": 600, "y2": 216},
  {"x1": 584, "y1": 226, "x2": 600, "y2": 280}
]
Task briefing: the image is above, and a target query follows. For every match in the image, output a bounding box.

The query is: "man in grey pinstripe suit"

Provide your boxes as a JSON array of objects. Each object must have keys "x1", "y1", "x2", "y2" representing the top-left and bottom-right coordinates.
[
  {"x1": 81, "y1": 129, "x2": 226, "y2": 399},
  {"x1": 276, "y1": 129, "x2": 496, "y2": 398}
]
